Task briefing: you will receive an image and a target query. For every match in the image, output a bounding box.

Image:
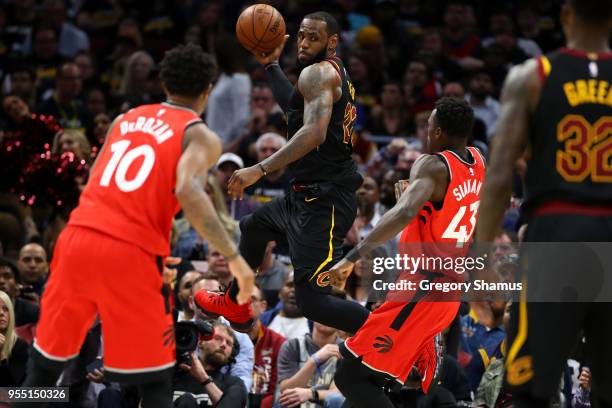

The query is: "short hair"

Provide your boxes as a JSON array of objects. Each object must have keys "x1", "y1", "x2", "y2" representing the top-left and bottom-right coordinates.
[
  {"x1": 433, "y1": 97, "x2": 474, "y2": 139},
  {"x1": 568, "y1": 0, "x2": 612, "y2": 24},
  {"x1": 159, "y1": 44, "x2": 217, "y2": 98},
  {"x1": 256, "y1": 132, "x2": 286, "y2": 151},
  {"x1": 303, "y1": 11, "x2": 339, "y2": 36},
  {"x1": 0, "y1": 257, "x2": 20, "y2": 282}
]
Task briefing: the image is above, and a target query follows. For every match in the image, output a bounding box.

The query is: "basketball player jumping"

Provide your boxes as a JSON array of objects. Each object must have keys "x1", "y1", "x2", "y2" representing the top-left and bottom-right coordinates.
[
  {"x1": 477, "y1": 1, "x2": 612, "y2": 407},
  {"x1": 22, "y1": 45, "x2": 254, "y2": 408},
  {"x1": 195, "y1": 12, "x2": 370, "y2": 334},
  {"x1": 328, "y1": 98, "x2": 485, "y2": 407}
]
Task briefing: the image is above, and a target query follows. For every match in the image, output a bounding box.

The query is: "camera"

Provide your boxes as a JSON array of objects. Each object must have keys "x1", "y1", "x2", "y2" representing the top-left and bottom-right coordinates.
[{"x1": 175, "y1": 320, "x2": 215, "y2": 366}]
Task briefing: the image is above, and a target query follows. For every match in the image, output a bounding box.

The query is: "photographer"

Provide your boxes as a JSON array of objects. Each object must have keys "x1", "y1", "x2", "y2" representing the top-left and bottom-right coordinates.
[{"x1": 174, "y1": 321, "x2": 247, "y2": 407}]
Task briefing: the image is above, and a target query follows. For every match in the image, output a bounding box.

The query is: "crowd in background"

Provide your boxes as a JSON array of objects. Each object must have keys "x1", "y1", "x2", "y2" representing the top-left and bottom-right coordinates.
[{"x1": 0, "y1": 0, "x2": 596, "y2": 407}]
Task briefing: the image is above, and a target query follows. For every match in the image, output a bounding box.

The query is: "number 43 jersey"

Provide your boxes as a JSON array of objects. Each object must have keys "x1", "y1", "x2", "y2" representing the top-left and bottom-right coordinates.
[
  {"x1": 69, "y1": 103, "x2": 202, "y2": 256},
  {"x1": 399, "y1": 147, "x2": 486, "y2": 267}
]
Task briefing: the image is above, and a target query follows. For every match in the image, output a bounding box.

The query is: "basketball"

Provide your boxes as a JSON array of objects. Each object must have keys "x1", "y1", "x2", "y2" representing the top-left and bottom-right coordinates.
[{"x1": 236, "y1": 4, "x2": 286, "y2": 55}]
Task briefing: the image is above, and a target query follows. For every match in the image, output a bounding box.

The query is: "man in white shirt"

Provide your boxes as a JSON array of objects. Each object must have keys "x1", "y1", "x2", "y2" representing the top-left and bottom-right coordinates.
[{"x1": 268, "y1": 272, "x2": 310, "y2": 340}]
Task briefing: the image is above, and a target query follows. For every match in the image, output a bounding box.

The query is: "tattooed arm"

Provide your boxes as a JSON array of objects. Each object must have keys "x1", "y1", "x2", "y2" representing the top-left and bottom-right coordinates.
[
  {"x1": 327, "y1": 155, "x2": 448, "y2": 285},
  {"x1": 227, "y1": 62, "x2": 340, "y2": 198},
  {"x1": 175, "y1": 123, "x2": 254, "y2": 304}
]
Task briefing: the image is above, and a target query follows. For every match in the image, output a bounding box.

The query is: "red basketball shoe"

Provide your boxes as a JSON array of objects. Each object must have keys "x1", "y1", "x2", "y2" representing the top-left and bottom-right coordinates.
[{"x1": 194, "y1": 289, "x2": 254, "y2": 332}]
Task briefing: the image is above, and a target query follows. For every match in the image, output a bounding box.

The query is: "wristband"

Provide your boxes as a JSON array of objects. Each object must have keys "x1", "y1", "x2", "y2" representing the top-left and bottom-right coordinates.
[
  {"x1": 258, "y1": 163, "x2": 268, "y2": 177},
  {"x1": 345, "y1": 247, "x2": 361, "y2": 263},
  {"x1": 310, "y1": 388, "x2": 320, "y2": 403},
  {"x1": 226, "y1": 251, "x2": 240, "y2": 261},
  {"x1": 264, "y1": 62, "x2": 280, "y2": 69},
  {"x1": 311, "y1": 353, "x2": 323, "y2": 377},
  {"x1": 201, "y1": 377, "x2": 213, "y2": 387}
]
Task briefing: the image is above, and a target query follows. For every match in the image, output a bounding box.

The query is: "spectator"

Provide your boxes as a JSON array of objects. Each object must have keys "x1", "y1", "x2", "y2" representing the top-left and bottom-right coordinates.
[
  {"x1": 356, "y1": 176, "x2": 382, "y2": 240},
  {"x1": 16, "y1": 243, "x2": 48, "y2": 299},
  {"x1": 366, "y1": 82, "x2": 410, "y2": 137},
  {"x1": 207, "y1": 245, "x2": 233, "y2": 288},
  {"x1": 205, "y1": 35, "x2": 251, "y2": 146},
  {"x1": 190, "y1": 276, "x2": 254, "y2": 392},
  {"x1": 442, "y1": 1, "x2": 482, "y2": 66},
  {"x1": 344, "y1": 247, "x2": 389, "y2": 306},
  {"x1": 117, "y1": 50, "x2": 155, "y2": 111},
  {"x1": 256, "y1": 241, "x2": 291, "y2": 305},
  {"x1": 459, "y1": 301, "x2": 507, "y2": 392},
  {"x1": 84, "y1": 87, "x2": 107, "y2": 118},
  {"x1": 0, "y1": 257, "x2": 39, "y2": 330},
  {"x1": 277, "y1": 322, "x2": 345, "y2": 408},
  {"x1": 92, "y1": 112, "x2": 111, "y2": 146},
  {"x1": 3, "y1": 65, "x2": 37, "y2": 108},
  {"x1": 492, "y1": 231, "x2": 516, "y2": 263},
  {"x1": 25, "y1": 26, "x2": 65, "y2": 87},
  {"x1": 23, "y1": 0, "x2": 89, "y2": 59},
  {"x1": 466, "y1": 70, "x2": 500, "y2": 140},
  {"x1": 443, "y1": 82, "x2": 465, "y2": 99},
  {"x1": 403, "y1": 59, "x2": 441, "y2": 116},
  {"x1": 51, "y1": 129, "x2": 92, "y2": 164},
  {"x1": 174, "y1": 321, "x2": 248, "y2": 407},
  {"x1": 0, "y1": 290, "x2": 29, "y2": 386},
  {"x1": 248, "y1": 284, "x2": 286, "y2": 408},
  {"x1": 265, "y1": 272, "x2": 310, "y2": 340},
  {"x1": 572, "y1": 367, "x2": 591, "y2": 408},
  {"x1": 482, "y1": 10, "x2": 542, "y2": 58},
  {"x1": 214, "y1": 153, "x2": 259, "y2": 221},
  {"x1": 38, "y1": 62, "x2": 88, "y2": 132},
  {"x1": 3, "y1": 0, "x2": 36, "y2": 56},
  {"x1": 74, "y1": 51, "x2": 97, "y2": 87},
  {"x1": 246, "y1": 133, "x2": 290, "y2": 203},
  {"x1": 176, "y1": 271, "x2": 204, "y2": 322}
]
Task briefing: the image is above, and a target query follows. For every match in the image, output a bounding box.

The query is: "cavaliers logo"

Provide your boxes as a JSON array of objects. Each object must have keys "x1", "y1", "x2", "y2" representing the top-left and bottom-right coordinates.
[
  {"x1": 373, "y1": 335, "x2": 394, "y2": 353},
  {"x1": 316, "y1": 272, "x2": 331, "y2": 287},
  {"x1": 507, "y1": 355, "x2": 533, "y2": 385}
]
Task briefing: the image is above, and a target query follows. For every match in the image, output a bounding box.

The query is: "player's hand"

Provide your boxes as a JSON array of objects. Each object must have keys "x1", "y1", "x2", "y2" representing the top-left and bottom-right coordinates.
[
  {"x1": 314, "y1": 344, "x2": 342, "y2": 363},
  {"x1": 328, "y1": 258, "x2": 355, "y2": 289},
  {"x1": 254, "y1": 34, "x2": 289, "y2": 65},
  {"x1": 86, "y1": 368, "x2": 105, "y2": 383},
  {"x1": 279, "y1": 387, "x2": 312, "y2": 408},
  {"x1": 163, "y1": 256, "x2": 181, "y2": 286},
  {"x1": 394, "y1": 180, "x2": 409, "y2": 201},
  {"x1": 579, "y1": 367, "x2": 591, "y2": 391},
  {"x1": 228, "y1": 256, "x2": 255, "y2": 305},
  {"x1": 180, "y1": 352, "x2": 209, "y2": 383},
  {"x1": 228, "y1": 166, "x2": 263, "y2": 200}
]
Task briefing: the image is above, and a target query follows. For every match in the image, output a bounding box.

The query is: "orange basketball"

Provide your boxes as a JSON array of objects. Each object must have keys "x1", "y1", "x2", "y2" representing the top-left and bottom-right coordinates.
[{"x1": 236, "y1": 4, "x2": 286, "y2": 55}]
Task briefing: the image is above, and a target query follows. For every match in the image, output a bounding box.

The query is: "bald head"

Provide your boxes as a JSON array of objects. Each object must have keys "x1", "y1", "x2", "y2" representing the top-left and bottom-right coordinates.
[{"x1": 18, "y1": 243, "x2": 48, "y2": 284}]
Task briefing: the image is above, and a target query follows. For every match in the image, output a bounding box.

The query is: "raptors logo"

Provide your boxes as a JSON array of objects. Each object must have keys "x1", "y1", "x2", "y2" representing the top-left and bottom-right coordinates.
[{"x1": 373, "y1": 334, "x2": 394, "y2": 353}]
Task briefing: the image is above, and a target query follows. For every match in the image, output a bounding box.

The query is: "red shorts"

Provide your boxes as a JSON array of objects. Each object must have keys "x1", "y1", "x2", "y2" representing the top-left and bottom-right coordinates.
[
  {"x1": 343, "y1": 300, "x2": 459, "y2": 392},
  {"x1": 35, "y1": 226, "x2": 175, "y2": 383}
]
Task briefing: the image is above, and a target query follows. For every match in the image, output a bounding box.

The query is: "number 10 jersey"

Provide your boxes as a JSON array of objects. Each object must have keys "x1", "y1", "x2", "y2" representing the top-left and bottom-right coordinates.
[{"x1": 69, "y1": 102, "x2": 202, "y2": 256}]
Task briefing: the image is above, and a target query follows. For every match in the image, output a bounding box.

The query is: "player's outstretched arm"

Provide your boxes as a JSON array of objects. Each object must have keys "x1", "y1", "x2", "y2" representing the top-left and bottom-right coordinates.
[
  {"x1": 226, "y1": 63, "x2": 337, "y2": 198},
  {"x1": 175, "y1": 124, "x2": 254, "y2": 304},
  {"x1": 476, "y1": 59, "x2": 540, "y2": 243},
  {"x1": 257, "y1": 35, "x2": 293, "y2": 112},
  {"x1": 328, "y1": 155, "x2": 447, "y2": 285}
]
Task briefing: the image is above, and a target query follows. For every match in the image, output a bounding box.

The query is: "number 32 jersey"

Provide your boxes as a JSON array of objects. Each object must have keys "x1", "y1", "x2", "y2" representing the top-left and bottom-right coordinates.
[
  {"x1": 400, "y1": 147, "x2": 486, "y2": 267},
  {"x1": 69, "y1": 103, "x2": 202, "y2": 256}
]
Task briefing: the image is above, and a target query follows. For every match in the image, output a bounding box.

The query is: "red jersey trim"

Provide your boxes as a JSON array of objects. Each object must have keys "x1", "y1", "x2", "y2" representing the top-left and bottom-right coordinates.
[
  {"x1": 531, "y1": 200, "x2": 612, "y2": 217},
  {"x1": 559, "y1": 47, "x2": 612, "y2": 61}
]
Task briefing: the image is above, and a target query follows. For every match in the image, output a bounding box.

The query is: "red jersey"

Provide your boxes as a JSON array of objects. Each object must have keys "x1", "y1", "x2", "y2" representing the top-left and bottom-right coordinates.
[
  {"x1": 69, "y1": 103, "x2": 202, "y2": 255},
  {"x1": 400, "y1": 147, "x2": 486, "y2": 265},
  {"x1": 252, "y1": 325, "x2": 285, "y2": 408}
]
